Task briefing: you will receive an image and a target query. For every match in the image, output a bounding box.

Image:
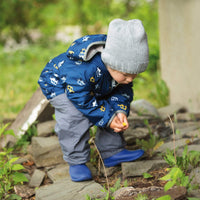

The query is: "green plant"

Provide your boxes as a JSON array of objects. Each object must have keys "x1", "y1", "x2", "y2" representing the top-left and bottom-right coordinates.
[
  {"x1": 135, "y1": 193, "x2": 149, "y2": 200},
  {"x1": 143, "y1": 172, "x2": 153, "y2": 179},
  {"x1": 164, "y1": 146, "x2": 200, "y2": 173},
  {"x1": 156, "y1": 195, "x2": 171, "y2": 200},
  {"x1": 14, "y1": 123, "x2": 38, "y2": 152},
  {"x1": 149, "y1": 72, "x2": 169, "y2": 107},
  {"x1": 0, "y1": 123, "x2": 15, "y2": 139},
  {"x1": 0, "y1": 123, "x2": 28, "y2": 199},
  {"x1": 160, "y1": 115, "x2": 200, "y2": 192},
  {"x1": 162, "y1": 146, "x2": 200, "y2": 192},
  {"x1": 0, "y1": 153, "x2": 28, "y2": 199},
  {"x1": 136, "y1": 120, "x2": 164, "y2": 158},
  {"x1": 160, "y1": 166, "x2": 192, "y2": 192}
]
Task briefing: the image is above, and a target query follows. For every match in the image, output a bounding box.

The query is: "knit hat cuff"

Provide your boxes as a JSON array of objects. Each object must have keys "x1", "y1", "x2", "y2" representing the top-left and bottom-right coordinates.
[{"x1": 101, "y1": 51, "x2": 148, "y2": 74}]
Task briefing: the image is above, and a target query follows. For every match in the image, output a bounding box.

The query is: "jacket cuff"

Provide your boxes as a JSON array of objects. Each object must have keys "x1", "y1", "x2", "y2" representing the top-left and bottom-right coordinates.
[{"x1": 106, "y1": 110, "x2": 127, "y2": 128}]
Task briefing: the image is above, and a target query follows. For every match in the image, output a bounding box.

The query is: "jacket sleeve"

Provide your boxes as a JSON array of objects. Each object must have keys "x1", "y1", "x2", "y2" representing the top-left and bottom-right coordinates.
[
  {"x1": 66, "y1": 77, "x2": 116, "y2": 128},
  {"x1": 107, "y1": 83, "x2": 133, "y2": 116}
]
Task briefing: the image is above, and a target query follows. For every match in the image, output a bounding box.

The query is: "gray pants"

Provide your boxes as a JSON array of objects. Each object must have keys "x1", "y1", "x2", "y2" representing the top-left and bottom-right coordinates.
[{"x1": 50, "y1": 93, "x2": 126, "y2": 165}]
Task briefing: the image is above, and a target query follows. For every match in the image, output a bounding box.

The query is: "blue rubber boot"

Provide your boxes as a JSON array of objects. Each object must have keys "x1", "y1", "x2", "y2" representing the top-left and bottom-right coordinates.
[
  {"x1": 103, "y1": 149, "x2": 144, "y2": 167},
  {"x1": 69, "y1": 164, "x2": 92, "y2": 182}
]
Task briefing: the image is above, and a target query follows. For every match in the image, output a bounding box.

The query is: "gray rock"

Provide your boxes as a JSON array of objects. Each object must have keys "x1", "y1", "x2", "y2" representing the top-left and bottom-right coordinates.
[
  {"x1": 47, "y1": 164, "x2": 70, "y2": 183},
  {"x1": 184, "y1": 129, "x2": 200, "y2": 138},
  {"x1": 156, "y1": 138, "x2": 200, "y2": 154},
  {"x1": 189, "y1": 167, "x2": 200, "y2": 185},
  {"x1": 174, "y1": 122, "x2": 200, "y2": 139},
  {"x1": 122, "y1": 160, "x2": 168, "y2": 178},
  {"x1": 14, "y1": 185, "x2": 35, "y2": 198},
  {"x1": 131, "y1": 99, "x2": 160, "y2": 117},
  {"x1": 176, "y1": 113, "x2": 194, "y2": 121},
  {"x1": 29, "y1": 169, "x2": 46, "y2": 188},
  {"x1": 37, "y1": 120, "x2": 56, "y2": 137},
  {"x1": 100, "y1": 166, "x2": 120, "y2": 177},
  {"x1": 35, "y1": 179, "x2": 106, "y2": 200},
  {"x1": 13, "y1": 154, "x2": 33, "y2": 164},
  {"x1": 177, "y1": 145, "x2": 200, "y2": 157},
  {"x1": 113, "y1": 186, "x2": 163, "y2": 200},
  {"x1": 158, "y1": 103, "x2": 187, "y2": 120},
  {"x1": 30, "y1": 136, "x2": 65, "y2": 167},
  {"x1": 1, "y1": 88, "x2": 54, "y2": 148},
  {"x1": 124, "y1": 127, "x2": 149, "y2": 145}
]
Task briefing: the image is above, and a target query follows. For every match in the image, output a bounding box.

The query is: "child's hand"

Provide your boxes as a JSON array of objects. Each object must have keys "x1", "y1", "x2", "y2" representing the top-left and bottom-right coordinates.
[
  {"x1": 117, "y1": 112, "x2": 129, "y2": 129},
  {"x1": 109, "y1": 113, "x2": 129, "y2": 132}
]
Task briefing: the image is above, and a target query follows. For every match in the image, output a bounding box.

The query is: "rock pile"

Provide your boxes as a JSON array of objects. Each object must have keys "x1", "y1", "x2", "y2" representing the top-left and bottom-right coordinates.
[{"x1": 14, "y1": 100, "x2": 200, "y2": 200}]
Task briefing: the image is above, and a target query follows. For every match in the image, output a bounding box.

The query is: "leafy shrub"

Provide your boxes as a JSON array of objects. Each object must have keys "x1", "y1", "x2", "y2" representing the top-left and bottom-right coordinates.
[{"x1": 0, "y1": 123, "x2": 28, "y2": 199}]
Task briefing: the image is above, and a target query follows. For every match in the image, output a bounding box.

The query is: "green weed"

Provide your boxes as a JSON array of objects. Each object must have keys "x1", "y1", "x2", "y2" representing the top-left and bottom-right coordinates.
[
  {"x1": 0, "y1": 124, "x2": 28, "y2": 199},
  {"x1": 136, "y1": 119, "x2": 164, "y2": 158},
  {"x1": 14, "y1": 123, "x2": 38, "y2": 153}
]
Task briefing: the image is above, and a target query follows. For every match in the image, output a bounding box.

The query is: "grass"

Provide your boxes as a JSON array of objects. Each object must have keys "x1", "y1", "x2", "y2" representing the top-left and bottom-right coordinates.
[
  {"x1": 0, "y1": 41, "x2": 66, "y2": 120},
  {"x1": 0, "y1": 40, "x2": 168, "y2": 121}
]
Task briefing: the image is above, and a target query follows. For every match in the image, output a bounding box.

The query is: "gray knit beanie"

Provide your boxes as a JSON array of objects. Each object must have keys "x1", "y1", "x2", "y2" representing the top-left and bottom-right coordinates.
[{"x1": 101, "y1": 19, "x2": 149, "y2": 74}]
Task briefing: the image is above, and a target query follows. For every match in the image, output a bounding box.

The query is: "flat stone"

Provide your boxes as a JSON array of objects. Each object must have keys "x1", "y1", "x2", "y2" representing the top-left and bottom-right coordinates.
[
  {"x1": 156, "y1": 138, "x2": 200, "y2": 154},
  {"x1": 100, "y1": 165, "x2": 121, "y2": 177},
  {"x1": 1, "y1": 88, "x2": 54, "y2": 147},
  {"x1": 158, "y1": 103, "x2": 187, "y2": 120},
  {"x1": 35, "y1": 179, "x2": 106, "y2": 200},
  {"x1": 30, "y1": 136, "x2": 65, "y2": 167},
  {"x1": 113, "y1": 186, "x2": 187, "y2": 200},
  {"x1": 124, "y1": 127, "x2": 149, "y2": 145},
  {"x1": 189, "y1": 167, "x2": 200, "y2": 186},
  {"x1": 37, "y1": 120, "x2": 56, "y2": 137},
  {"x1": 14, "y1": 184, "x2": 35, "y2": 198},
  {"x1": 177, "y1": 144, "x2": 200, "y2": 156},
  {"x1": 47, "y1": 164, "x2": 70, "y2": 183},
  {"x1": 175, "y1": 121, "x2": 200, "y2": 136},
  {"x1": 13, "y1": 154, "x2": 33, "y2": 164},
  {"x1": 29, "y1": 169, "x2": 46, "y2": 188},
  {"x1": 176, "y1": 112, "x2": 194, "y2": 121},
  {"x1": 184, "y1": 129, "x2": 200, "y2": 138},
  {"x1": 122, "y1": 160, "x2": 168, "y2": 178},
  {"x1": 130, "y1": 99, "x2": 160, "y2": 117}
]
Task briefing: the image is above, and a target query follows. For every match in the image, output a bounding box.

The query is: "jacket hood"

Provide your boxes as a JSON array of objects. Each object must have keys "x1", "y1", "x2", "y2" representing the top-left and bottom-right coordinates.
[{"x1": 66, "y1": 34, "x2": 107, "y2": 61}]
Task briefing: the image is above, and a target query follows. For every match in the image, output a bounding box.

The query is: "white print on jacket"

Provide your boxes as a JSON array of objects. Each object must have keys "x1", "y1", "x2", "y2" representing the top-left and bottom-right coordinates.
[
  {"x1": 50, "y1": 92, "x2": 56, "y2": 98},
  {"x1": 58, "y1": 60, "x2": 64, "y2": 68},
  {"x1": 92, "y1": 100, "x2": 98, "y2": 107},
  {"x1": 75, "y1": 60, "x2": 82, "y2": 65},
  {"x1": 38, "y1": 77, "x2": 43, "y2": 82},
  {"x1": 82, "y1": 36, "x2": 90, "y2": 42},
  {"x1": 111, "y1": 96, "x2": 119, "y2": 101},
  {"x1": 122, "y1": 93, "x2": 130, "y2": 99},
  {"x1": 77, "y1": 79, "x2": 86, "y2": 86},
  {"x1": 96, "y1": 67, "x2": 102, "y2": 77},
  {"x1": 50, "y1": 77, "x2": 58, "y2": 85},
  {"x1": 61, "y1": 76, "x2": 66, "y2": 83},
  {"x1": 98, "y1": 119, "x2": 104, "y2": 126}
]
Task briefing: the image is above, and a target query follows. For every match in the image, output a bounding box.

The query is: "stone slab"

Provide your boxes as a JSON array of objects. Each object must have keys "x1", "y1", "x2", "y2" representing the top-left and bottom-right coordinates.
[
  {"x1": 1, "y1": 88, "x2": 54, "y2": 147},
  {"x1": 122, "y1": 160, "x2": 168, "y2": 178},
  {"x1": 30, "y1": 136, "x2": 65, "y2": 167},
  {"x1": 37, "y1": 120, "x2": 56, "y2": 137},
  {"x1": 47, "y1": 164, "x2": 70, "y2": 183},
  {"x1": 35, "y1": 179, "x2": 106, "y2": 200},
  {"x1": 29, "y1": 169, "x2": 46, "y2": 188}
]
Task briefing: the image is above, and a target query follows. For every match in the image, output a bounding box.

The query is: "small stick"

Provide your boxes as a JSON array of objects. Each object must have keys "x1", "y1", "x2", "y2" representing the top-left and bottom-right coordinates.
[{"x1": 167, "y1": 114, "x2": 177, "y2": 164}]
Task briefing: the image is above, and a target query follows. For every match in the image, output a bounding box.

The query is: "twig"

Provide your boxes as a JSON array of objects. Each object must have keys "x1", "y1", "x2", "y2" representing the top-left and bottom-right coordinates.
[
  {"x1": 89, "y1": 137, "x2": 110, "y2": 193},
  {"x1": 167, "y1": 114, "x2": 177, "y2": 164}
]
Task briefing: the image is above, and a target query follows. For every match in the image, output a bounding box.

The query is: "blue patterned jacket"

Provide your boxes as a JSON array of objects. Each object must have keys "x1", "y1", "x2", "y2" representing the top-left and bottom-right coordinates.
[{"x1": 38, "y1": 34, "x2": 133, "y2": 127}]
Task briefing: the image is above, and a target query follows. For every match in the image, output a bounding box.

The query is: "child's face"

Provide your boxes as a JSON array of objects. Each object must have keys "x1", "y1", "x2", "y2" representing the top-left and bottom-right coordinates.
[{"x1": 107, "y1": 66, "x2": 137, "y2": 84}]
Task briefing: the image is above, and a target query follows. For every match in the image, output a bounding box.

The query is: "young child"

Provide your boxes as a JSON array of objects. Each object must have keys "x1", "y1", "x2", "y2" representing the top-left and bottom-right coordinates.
[{"x1": 38, "y1": 18, "x2": 149, "y2": 182}]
